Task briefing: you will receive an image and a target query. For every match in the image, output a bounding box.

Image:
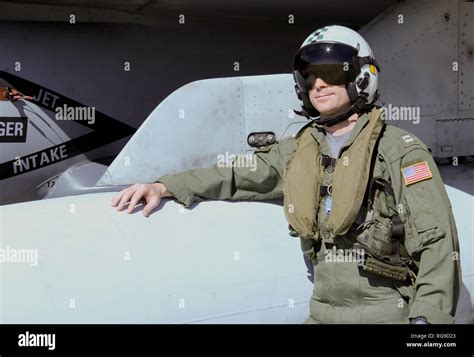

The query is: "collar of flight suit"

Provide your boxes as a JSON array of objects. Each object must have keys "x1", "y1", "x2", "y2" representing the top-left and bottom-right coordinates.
[{"x1": 309, "y1": 109, "x2": 372, "y2": 156}]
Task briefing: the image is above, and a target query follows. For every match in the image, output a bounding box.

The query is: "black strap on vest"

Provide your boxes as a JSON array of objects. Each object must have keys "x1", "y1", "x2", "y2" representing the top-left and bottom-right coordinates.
[
  {"x1": 319, "y1": 156, "x2": 336, "y2": 197},
  {"x1": 368, "y1": 177, "x2": 393, "y2": 206},
  {"x1": 320, "y1": 156, "x2": 336, "y2": 168},
  {"x1": 319, "y1": 185, "x2": 332, "y2": 196}
]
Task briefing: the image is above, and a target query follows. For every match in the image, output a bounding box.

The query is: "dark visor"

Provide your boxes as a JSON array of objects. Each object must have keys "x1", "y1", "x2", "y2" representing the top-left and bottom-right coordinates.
[{"x1": 294, "y1": 42, "x2": 359, "y2": 89}]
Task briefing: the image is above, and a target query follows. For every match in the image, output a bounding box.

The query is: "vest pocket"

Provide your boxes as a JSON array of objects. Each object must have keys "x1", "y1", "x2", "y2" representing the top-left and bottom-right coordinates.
[
  {"x1": 355, "y1": 208, "x2": 412, "y2": 281},
  {"x1": 403, "y1": 186, "x2": 446, "y2": 255},
  {"x1": 355, "y1": 214, "x2": 393, "y2": 262},
  {"x1": 370, "y1": 215, "x2": 394, "y2": 258}
]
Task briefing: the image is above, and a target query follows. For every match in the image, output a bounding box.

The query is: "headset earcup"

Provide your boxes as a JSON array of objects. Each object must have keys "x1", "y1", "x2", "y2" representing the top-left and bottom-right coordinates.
[
  {"x1": 294, "y1": 84, "x2": 302, "y2": 100},
  {"x1": 346, "y1": 81, "x2": 359, "y2": 105}
]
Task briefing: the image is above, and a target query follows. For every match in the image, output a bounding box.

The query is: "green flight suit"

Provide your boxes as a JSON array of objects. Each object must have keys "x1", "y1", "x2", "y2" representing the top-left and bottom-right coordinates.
[{"x1": 157, "y1": 107, "x2": 461, "y2": 324}]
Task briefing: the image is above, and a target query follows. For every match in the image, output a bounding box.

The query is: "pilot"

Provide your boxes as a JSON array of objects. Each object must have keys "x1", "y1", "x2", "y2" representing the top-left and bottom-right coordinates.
[{"x1": 111, "y1": 25, "x2": 461, "y2": 324}]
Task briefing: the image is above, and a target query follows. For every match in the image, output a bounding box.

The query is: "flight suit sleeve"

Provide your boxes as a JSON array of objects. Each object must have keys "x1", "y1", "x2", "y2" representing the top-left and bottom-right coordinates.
[
  {"x1": 398, "y1": 148, "x2": 462, "y2": 324},
  {"x1": 155, "y1": 137, "x2": 296, "y2": 207}
]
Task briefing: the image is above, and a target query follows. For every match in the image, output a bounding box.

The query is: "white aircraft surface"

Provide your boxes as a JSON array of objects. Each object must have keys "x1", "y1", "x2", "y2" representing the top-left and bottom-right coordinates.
[{"x1": 0, "y1": 0, "x2": 473, "y2": 324}]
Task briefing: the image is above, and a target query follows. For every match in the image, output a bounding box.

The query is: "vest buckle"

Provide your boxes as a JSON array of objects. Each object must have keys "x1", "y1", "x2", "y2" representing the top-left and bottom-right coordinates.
[
  {"x1": 320, "y1": 156, "x2": 337, "y2": 168},
  {"x1": 319, "y1": 184, "x2": 332, "y2": 196}
]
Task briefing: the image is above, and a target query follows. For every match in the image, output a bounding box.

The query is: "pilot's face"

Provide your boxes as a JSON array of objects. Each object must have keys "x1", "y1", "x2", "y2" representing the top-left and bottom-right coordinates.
[{"x1": 308, "y1": 77, "x2": 351, "y2": 116}]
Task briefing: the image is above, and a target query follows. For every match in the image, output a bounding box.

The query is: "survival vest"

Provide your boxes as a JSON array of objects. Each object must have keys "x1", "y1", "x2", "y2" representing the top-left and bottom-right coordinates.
[{"x1": 283, "y1": 108, "x2": 416, "y2": 281}]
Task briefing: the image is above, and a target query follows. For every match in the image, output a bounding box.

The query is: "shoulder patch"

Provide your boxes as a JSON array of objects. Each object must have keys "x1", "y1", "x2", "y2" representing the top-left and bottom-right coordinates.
[
  {"x1": 401, "y1": 161, "x2": 433, "y2": 186},
  {"x1": 401, "y1": 134, "x2": 417, "y2": 147},
  {"x1": 378, "y1": 125, "x2": 430, "y2": 163}
]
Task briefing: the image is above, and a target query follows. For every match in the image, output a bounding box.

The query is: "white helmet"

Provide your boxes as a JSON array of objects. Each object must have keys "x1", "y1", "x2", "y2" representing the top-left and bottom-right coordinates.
[{"x1": 293, "y1": 25, "x2": 380, "y2": 125}]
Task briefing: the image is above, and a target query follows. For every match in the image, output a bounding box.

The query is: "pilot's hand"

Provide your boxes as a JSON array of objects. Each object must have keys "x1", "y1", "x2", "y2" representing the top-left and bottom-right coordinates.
[{"x1": 111, "y1": 183, "x2": 172, "y2": 217}]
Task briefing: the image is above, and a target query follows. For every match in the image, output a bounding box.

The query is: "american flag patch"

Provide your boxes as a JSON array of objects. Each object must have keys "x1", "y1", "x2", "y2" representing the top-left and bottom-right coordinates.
[{"x1": 401, "y1": 161, "x2": 433, "y2": 186}]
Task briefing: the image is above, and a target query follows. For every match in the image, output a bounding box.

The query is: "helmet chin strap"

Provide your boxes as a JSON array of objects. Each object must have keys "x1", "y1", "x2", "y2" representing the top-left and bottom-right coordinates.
[{"x1": 315, "y1": 108, "x2": 355, "y2": 127}]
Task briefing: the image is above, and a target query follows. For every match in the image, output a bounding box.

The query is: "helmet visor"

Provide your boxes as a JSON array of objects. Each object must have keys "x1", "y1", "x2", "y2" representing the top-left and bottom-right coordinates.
[{"x1": 294, "y1": 42, "x2": 359, "y2": 89}]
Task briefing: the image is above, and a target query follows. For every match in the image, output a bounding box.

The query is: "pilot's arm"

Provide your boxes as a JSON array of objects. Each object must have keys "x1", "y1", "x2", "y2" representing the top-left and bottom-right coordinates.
[
  {"x1": 398, "y1": 148, "x2": 462, "y2": 324},
  {"x1": 156, "y1": 137, "x2": 296, "y2": 207}
]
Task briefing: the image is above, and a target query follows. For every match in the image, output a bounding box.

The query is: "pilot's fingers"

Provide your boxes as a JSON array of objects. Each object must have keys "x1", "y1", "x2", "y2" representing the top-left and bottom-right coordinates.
[
  {"x1": 111, "y1": 191, "x2": 123, "y2": 207},
  {"x1": 143, "y1": 196, "x2": 160, "y2": 218},
  {"x1": 111, "y1": 186, "x2": 131, "y2": 207},
  {"x1": 115, "y1": 186, "x2": 137, "y2": 211},
  {"x1": 127, "y1": 189, "x2": 145, "y2": 213}
]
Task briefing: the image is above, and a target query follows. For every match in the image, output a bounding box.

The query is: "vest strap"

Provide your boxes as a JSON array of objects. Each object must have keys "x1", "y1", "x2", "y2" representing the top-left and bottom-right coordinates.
[
  {"x1": 320, "y1": 156, "x2": 337, "y2": 168},
  {"x1": 319, "y1": 185, "x2": 332, "y2": 196}
]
